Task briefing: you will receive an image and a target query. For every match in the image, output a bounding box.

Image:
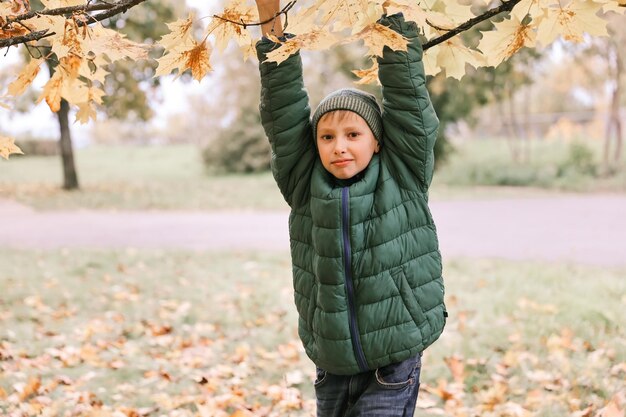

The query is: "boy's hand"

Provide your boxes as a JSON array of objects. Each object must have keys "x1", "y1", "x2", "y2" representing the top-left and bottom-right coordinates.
[{"x1": 255, "y1": 0, "x2": 284, "y2": 37}]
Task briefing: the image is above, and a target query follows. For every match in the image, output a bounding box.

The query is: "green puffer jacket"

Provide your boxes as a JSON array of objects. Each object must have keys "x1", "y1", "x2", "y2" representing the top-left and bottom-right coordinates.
[{"x1": 257, "y1": 14, "x2": 446, "y2": 376}]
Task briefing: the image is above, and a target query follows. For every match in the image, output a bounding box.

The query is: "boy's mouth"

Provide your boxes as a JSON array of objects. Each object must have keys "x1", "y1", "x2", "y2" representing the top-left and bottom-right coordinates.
[{"x1": 332, "y1": 159, "x2": 353, "y2": 167}]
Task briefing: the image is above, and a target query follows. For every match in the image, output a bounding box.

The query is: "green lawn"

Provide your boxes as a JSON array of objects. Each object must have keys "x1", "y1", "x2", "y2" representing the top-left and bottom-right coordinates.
[
  {"x1": 1, "y1": 250, "x2": 624, "y2": 416},
  {"x1": 3, "y1": 140, "x2": 623, "y2": 211}
]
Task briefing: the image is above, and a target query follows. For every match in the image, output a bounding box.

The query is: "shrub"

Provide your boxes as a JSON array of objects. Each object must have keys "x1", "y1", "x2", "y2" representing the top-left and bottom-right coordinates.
[
  {"x1": 201, "y1": 110, "x2": 270, "y2": 174},
  {"x1": 14, "y1": 137, "x2": 58, "y2": 156},
  {"x1": 557, "y1": 141, "x2": 597, "y2": 177}
]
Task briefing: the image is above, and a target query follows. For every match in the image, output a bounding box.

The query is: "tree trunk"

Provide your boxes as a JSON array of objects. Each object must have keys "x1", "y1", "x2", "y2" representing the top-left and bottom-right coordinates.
[
  {"x1": 57, "y1": 98, "x2": 79, "y2": 190},
  {"x1": 46, "y1": 58, "x2": 80, "y2": 190},
  {"x1": 505, "y1": 81, "x2": 521, "y2": 163},
  {"x1": 612, "y1": 46, "x2": 622, "y2": 164}
]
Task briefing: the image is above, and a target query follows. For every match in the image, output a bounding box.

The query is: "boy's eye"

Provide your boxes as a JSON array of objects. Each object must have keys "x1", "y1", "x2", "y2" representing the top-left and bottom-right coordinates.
[
  {"x1": 320, "y1": 135, "x2": 333, "y2": 140},
  {"x1": 348, "y1": 132, "x2": 360, "y2": 138}
]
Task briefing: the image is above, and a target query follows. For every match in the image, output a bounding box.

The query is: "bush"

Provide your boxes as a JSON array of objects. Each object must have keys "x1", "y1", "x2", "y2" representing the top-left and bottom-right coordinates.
[
  {"x1": 557, "y1": 141, "x2": 597, "y2": 177},
  {"x1": 201, "y1": 111, "x2": 270, "y2": 174},
  {"x1": 14, "y1": 137, "x2": 58, "y2": 156}
]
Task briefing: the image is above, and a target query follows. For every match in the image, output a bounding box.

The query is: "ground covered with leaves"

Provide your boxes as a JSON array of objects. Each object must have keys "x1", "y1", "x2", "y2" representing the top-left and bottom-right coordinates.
[{"x1": 1, "y1": 251, "x2": 624, "y2": 416}]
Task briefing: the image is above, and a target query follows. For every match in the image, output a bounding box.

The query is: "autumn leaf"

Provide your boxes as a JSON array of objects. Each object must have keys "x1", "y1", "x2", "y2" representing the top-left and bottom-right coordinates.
[
  {"x1": 536, "y1": 0, "x2": 608, "y2": 46},
  {"x1": 0, "y1": 3, "x2": 13, "y2": 16},
  {"x1": 444, "y1": 355, "x2": 466, "y2": 384},
  {"x1": 41, "y1": 0, "x2": 84, "y2": 8},
  {"x1": 75, "y1": 86, "x2": 104, "y2": 123},
  {"x1": 207, "y1": 0, "x2": 256, "y2": 52},
  {"x1": 156, "y1": 39, "x2": 213, "y2": 80},
  {"x1": 348, "y1": 22, "x2": 407, "y2": 57},
  {"x1": 352, "y1": 59, "x2": 380, "y2": 85},
  {"x1": 423, "y1": 46, "x2": 442, "y2": 76},
  {"x1": 0, "y1": 136, "x2": 24, "y2": 159},
  {"x1": 7, "y1": 58, "x2": 42, "y2": 96},
  {"x1": 384, "y1": 0, "x2": 430, "y2": 28},
  {"x1": 37, "y1": 69, "x2": 64, "y2": 112},
  {"x1": 17, "y1": 376, "x2": 41, "y2": 401},
  {"x1": 86, "y1": 25, "x2": 149, "y2": 62},
  {"x1": 597, "y1": 395, "x2": 624, "y2": 417},
  {"x1": 317, "y1": 0, "x2": 385, "y2": 34},
  {"x1": 0, "y1": 0, "x2": 31, "y2": 39},
  {"x1": 0, "y1": 0, "x2": 29, "y2": 16},
  {"x1": 158, "y1": 14, "x2": 195, "y2": 50},
  {"x1": 436, "y1": 37, "x2": 484, "y2": 79},
  {"x1": 265, "y1": 29, "x2": 338, "y2": 64},
  {"x1": 511, "y1": 0, "x2": 551, "y2": 23},
  {"x1": 479, "y1": 16, "x2": 536, "y2": 67}
]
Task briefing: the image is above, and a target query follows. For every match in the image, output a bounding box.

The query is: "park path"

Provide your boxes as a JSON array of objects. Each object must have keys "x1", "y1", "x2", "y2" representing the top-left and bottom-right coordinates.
[{"x1": 1, "y1": 195, "x2": 625, "y2": 267}]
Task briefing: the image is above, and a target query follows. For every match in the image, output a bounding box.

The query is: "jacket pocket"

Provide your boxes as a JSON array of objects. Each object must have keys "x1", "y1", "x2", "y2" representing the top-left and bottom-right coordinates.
[{"x1": 390, "y1": 267, "x2": 427, "y2": 328}]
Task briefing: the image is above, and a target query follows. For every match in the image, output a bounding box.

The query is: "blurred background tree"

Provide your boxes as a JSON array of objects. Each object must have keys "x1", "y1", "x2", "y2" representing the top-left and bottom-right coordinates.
[{"x1": 16, "y1": 0, "x2": 185, "y2": 189}]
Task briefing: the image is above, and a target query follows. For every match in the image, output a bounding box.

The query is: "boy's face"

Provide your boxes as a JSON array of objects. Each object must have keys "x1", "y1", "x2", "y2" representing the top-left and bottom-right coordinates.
[{"x1": 316, "y1": 111, "x2": 380, "y2": 180}]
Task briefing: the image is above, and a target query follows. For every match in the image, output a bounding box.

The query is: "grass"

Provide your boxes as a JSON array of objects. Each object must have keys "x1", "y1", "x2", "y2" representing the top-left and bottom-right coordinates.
[
  {"x1": 4, "y1": 140, "x2": 623, "y2": 211},
  {"x1": 1, "y1": 250, "x2": 624, "y2": 416},
  {"x1": 0, "y1": 145, "x2": 286, "y2": 211},
  {"x1": 433, "y1": 138, "x2": 626, "y2": 192}
]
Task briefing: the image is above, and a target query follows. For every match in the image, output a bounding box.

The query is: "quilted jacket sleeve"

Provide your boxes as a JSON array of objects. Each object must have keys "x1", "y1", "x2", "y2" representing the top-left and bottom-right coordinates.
[
  {"x1": 377, "y1": 14, "x2": 440, "y2": 192},
  {"x1": 257, "y1": 36, "x2": 316, "y2": 208}
]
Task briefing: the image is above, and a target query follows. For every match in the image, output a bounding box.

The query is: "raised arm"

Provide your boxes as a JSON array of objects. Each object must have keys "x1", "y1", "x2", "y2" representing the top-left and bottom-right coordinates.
[
  {"x1": 256, "y1": 0, "x2": 315, "y2": 208},
  {"x1": 377, "y1": 14, "x2": 440, "y2": 192}
]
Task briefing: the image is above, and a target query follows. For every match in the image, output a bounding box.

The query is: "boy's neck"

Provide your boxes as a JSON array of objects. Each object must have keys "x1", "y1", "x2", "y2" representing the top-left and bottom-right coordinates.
[{"x1": 331, "y1": 169, "x2": 366, "y2": 188}]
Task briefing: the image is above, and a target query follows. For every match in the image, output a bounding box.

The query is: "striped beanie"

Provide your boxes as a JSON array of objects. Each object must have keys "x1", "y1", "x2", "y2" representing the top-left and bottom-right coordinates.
[{"x1": 312, "y1": 88, "x2": 383, "y2": 143}]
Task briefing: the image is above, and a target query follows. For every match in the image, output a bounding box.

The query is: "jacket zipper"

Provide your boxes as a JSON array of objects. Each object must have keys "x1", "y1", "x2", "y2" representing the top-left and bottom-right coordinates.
[{"x1": 341, "y1": 186, "x2": 368, "y2": 372}]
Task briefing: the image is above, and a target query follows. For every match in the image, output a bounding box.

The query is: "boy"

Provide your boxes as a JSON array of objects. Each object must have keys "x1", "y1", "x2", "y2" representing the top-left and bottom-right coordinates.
[{"x1": 255, "y1": 1, "x2": 447, "y2": 415}]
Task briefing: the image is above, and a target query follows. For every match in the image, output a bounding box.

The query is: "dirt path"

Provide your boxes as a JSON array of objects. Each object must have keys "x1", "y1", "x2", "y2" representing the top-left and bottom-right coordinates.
[{"x1": 2, "y1": 195, "x2": 625, "y2": 266}]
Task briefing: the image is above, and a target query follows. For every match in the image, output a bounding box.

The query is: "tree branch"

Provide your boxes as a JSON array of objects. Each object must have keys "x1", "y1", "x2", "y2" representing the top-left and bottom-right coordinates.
[
  {"x1": 0, "y1": 0, "x2": 148, "y2": 49},
  {"x1": 423, "y1": 0, "x2": 523, "y2": 50},
  {"x1": 212, "y1": 1, "x2": 297, "y2": 30}
]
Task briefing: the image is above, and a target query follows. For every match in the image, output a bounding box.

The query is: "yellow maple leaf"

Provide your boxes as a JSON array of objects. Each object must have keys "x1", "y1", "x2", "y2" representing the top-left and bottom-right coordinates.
[
  {"x1": 352, "y1": 59, "x2": 380, "y2": 85},
  {"x1": 536, "y1": 0, "x2": 608, "y2": 46},
  {"x1": 0, "y1": 3, "x2": 13, "y2": 16},
  {"x1": 61, "y1": 55, "x2": 82, "y2": 79},
  {"x1": 86, "y1": 25, "x2": 149, "y2": 62},
  {"x1": 61, "y1": 77, "x2": 89, "y2": 106},
  {"x1": 0, "y1": 0, "x2": 29, "y2": 16},
  {"x1": 79, "y1": 54, "x2": 109, "y2": 84},
  {"x1": 38, "y1": 69, "x2": 64, "y2": 112},
  {"x1": 383, "y1": 0, "x2": 429, "y2": 28},
  {"x1": 75, "y1": 99, "x2": 99, "y2": 123},
  {"x1": 155, "y1": 40, "x2": 212, "y2": 81},
  {"x1": 602, "y1": 0, "x2": 626, "y2": 13},
  {"x1": 41, "y1": 0, "x2": 85, "y2": 9},
  {"x1": 8, "y1": 58, "x2": 43, "y2": 97},
  {"x1": 157, "y1": 14, "x2": 195, "y2": 50},
  {"x1": 265, "y1": 29, "x2": 338, "y2": 64},
  {"x1": 423, "y1": 46, "x2": 442, "y2": 76},
  {"x1": 444, "y1": 1, "x2": 475, "y2": 25},
  {"x1": 207, "y1": 0, "x2": 256, "y2": 52},
  {"x1": 318, "y1": 0, "x2": 385, "y2": 34},
  {"x1": 511, "y1": 0, "x2": 551, "y2": 23},
  {"x1": 186, "y1": 41, "x2": 213, "y2": 81},
  {"x1": 0, "y1": 136, "x2": 24, "y2": 160},
  {"x1": 349, "y1": 23, "x2": 408, "y2": 57},
  {"x1": 479, "y1": 16, "x2": 536, "y2": 67},
  {"x1": 437, "y1": 37, "x2": 484, "y2": 79}
]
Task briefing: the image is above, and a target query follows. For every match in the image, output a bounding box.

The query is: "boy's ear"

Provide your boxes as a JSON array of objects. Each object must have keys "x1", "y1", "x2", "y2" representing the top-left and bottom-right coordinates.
[{"x1": 374, "y1": 141, "x2": 381, "y2": 153}]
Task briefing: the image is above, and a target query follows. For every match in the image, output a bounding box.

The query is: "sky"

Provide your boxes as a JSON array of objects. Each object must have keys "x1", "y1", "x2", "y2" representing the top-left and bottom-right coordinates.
[{"x1": 0, "y1": 0, "x2": 220, "y2": 145}]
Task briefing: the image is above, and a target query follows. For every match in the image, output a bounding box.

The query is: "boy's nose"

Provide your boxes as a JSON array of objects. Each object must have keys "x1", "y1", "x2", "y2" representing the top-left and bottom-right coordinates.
[{"x1": 334, "y1": 137, "x2": 347, "y2": 153}]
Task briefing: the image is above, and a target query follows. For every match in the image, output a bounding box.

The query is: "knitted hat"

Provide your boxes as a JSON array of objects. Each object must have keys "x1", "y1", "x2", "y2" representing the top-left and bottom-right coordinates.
[{"x1": 312, "y1": 88, "x2": 383, "y2": 143}]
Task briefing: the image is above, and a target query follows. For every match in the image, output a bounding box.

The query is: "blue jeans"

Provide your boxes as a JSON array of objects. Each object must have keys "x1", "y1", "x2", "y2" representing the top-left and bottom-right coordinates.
[{"x1": 315, "y1": 352, "x2": 422, "y2": 417}]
